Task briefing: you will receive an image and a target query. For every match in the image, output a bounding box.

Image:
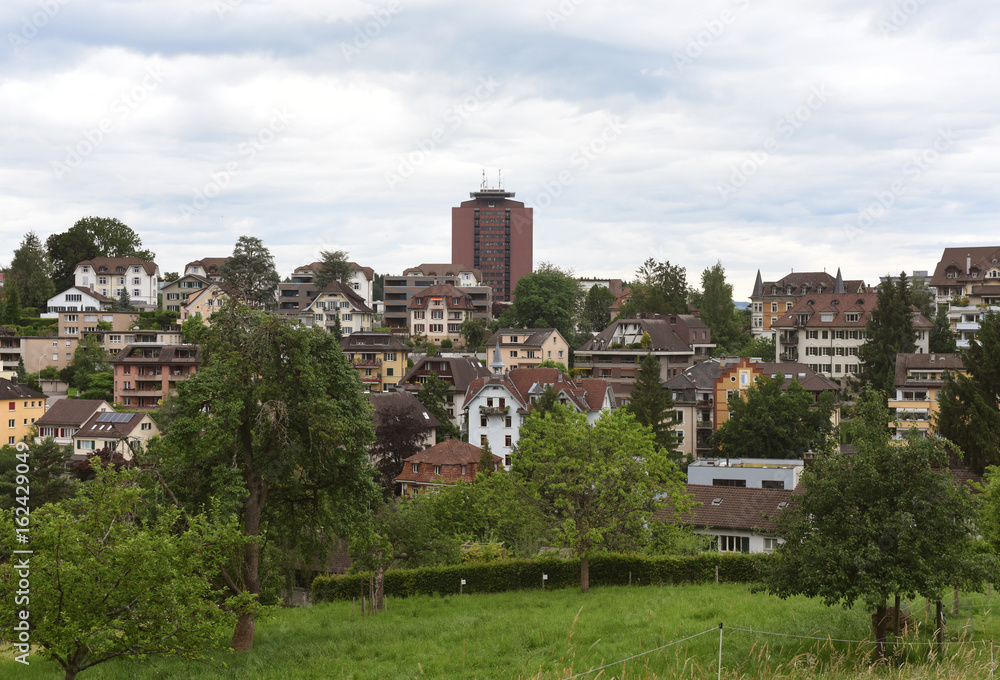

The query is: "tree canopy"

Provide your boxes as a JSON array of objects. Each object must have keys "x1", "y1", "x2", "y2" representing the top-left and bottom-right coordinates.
[
  {"x1": 620, "y1": 258, "x2": 688, "y2": 317},
  {"x1": 712, "y1": 373, "x2": 837, "y2": 458},
  {"x1": 502, "y1": 263, "x2": 581, "y2": 346},
  {"x1": 312, "y1": 249, "x2": 351, "y2": 292},
  {"x1": 762, "y1": 393, "x2": 987, "y2": 655},
  {"x1": 688, "y1": 261, "x2": 745, "y2": 353},
  {"x1": 857, "y1": 273, "x2": 917, "y2": 394},
  {"x1": 415, "y1": 372, "x2": 461, "y2": 442},
  {"x1": 217, "y1": 236, "x2": 280, "y2": 310},
  {"x1": 46, "y1": 217, "x2": 154, "y2": 292},
  {"x1": 937, "y1": 311, "x2": 1000, "y2": 474},
  {"x1": 580, "y1": 284, "x2": 616, "y2": 335},
  {"x1": 8, "y1": 231, "x2": 55, "y2": 309},
  {"x1": 154, "y1": 304, "x2": 380, "y2": 650},
  {"x1": 512, "y1": 405, "x2": 689, "y2": 592},
  {"x1": 626, "y1": 353, "x2": 678, "y2": 457}
]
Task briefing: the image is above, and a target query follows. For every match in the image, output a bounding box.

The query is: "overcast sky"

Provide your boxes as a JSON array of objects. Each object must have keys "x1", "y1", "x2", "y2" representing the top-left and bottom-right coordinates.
[{"x1": 2, "y1": 0, "x2": 997, "y2": 300}]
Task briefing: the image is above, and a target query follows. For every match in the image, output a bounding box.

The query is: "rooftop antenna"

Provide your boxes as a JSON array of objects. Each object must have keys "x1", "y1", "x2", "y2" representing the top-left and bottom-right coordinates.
[
  {"x1": 481, "y1": 169, "x2": 486, "y2": 190},
  {"x1": 499, "y1": 169, "x2": 502, "y2": 190}
]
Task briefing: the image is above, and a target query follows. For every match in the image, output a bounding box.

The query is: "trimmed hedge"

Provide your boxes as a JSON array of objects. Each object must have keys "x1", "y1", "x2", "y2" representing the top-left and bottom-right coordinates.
[{"x1": 312, "y1": 552, "x2": 767, "y2": 602}]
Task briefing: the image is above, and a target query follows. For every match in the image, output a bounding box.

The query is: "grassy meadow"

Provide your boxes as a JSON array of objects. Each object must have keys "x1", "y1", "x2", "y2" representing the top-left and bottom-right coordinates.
[{"x1": 2, "y1": 583, "x2": 1000, "y2": 679}]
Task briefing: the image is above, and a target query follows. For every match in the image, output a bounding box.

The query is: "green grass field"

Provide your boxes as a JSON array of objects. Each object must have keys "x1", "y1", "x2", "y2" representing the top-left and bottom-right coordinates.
[{"x1": 3, "y1": 584, "x2": 1000, "y2": 679}]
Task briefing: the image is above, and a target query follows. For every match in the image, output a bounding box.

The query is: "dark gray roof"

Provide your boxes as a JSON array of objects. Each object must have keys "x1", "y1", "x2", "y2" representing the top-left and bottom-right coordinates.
[
  {"x1": 0, "y1": 378, "x2": 46, "y2": 400},
  {"x1": 35, "y1": 399, "x2": 111, "y2": 427},
  {"x1": 369, "y1": 391, "x2": 441, "y2": 430}
]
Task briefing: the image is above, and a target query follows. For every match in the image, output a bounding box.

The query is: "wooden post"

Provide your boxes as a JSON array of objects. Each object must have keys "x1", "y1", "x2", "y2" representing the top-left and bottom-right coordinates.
[
  {"x1": 894, "y1": 594, "x2": 901, "y2": 636},
  {"x1": 953, "y1": 586, "x2": 960, "y2": 616},
  {"x1": 715, "y1": 565, "x2": 719, "y2": 585},
  {"x1": 352, "y1": 597, "x2": 355, "y2": 616},
  {"x1": 936, "y1": 600, "x2": 944, "y2": 651},
  {"x1": 629, "y1": 571, "x2": 631, "y2": 586},
  {"x1": 926, "y1": 597, "x2": 932, "y2": 622}
]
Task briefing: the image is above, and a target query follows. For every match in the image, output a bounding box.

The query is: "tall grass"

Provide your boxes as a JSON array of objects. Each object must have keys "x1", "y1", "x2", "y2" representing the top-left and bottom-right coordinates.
[{"x1": 2, "y1": 584, "x2": 998, "y2": 679}]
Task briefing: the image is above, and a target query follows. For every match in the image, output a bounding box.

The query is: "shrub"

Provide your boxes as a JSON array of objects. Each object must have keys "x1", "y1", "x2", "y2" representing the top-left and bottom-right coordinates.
[{"x1": 440, "y1": 339, "x2": 453, "y2": 349}]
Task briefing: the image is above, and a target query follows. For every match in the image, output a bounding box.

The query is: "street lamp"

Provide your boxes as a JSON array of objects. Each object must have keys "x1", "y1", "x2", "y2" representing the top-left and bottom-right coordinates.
[{"x1": 37, "y1": 353, "x2": 47, "y2": 384}]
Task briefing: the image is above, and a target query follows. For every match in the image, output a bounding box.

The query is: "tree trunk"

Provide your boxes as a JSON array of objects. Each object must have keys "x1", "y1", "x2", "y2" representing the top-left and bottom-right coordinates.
[
  {"x1": 580, "y1": 553, "x2": 589, "y2": 593},
  {"x1": 894, "y1": 594, "x2": 901, "y2": 635},
  {"x1": 375, "y1": 565, "x2": 385, "y2": 612},
  {"x1": 936, "y1": 600, "x2": 944, "y2": 651},
  {"x1": 64, "y1": 648, "x2": 88, "y2": 680},
  {"x1": 873, "y1": 603, "x2": 888, "y2": 660},
  {"x1": 232, "y1": 419, "x2": 267, "y2": 652}
]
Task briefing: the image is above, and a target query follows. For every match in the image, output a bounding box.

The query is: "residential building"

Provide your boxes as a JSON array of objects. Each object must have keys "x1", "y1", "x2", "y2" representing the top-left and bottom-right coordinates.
[
  {"x1": 179, "y1": 282, "x2": 230, "y2": 324},
  {"x1": 578, "y1": 277, "x2": 625, "y2": 296},
  {"x1": 369, "y1": 390, "x2": 440, "y2": 456},
  {"x1": 482, "y1": 328, "x2": 570, "y2": 368},
  {"x1": 687, "y1": 458, "x2": 804, "y2": 490},
  {"x1": 1, "y1": 378, "x2": 47, "y2": 446},
  {"x1": 71, "y1": 411, "x2": 159, "y2": 460},
  {"x1": 408, "y1": 284, "x2": 477, "y2": 346},
  {"x1": 889, "y1": 352, "x2": 965, "y2": 439},
  {"x1": 0, "y1": 327, "x2": 21, "y2": 376},
  {"x1": 57, "y1": 309, "x2": 138, "y2": 341},
  {"x1": 183, "y1": 258, "x2": 228, "y2": 281},
  {"x1": 947, "y1": 305, "x2": 1000, "y2": 349},
  {"x1": 340, "y1": 332, "x2": 411, "y2": 392},
  {"x1": 161, "y1": 274, "x2": 211, "y2": 313},
  {"x1": 43, "y1": 286, "x2": 113, "y2": 318},
  {"x1": 771, "y1": 292, "x2": 931, "y2": 384},
  {"x1": 383, "y1": 264, "x2": 491, "y2": 332},
  {"x1": 304, "y1": 282, "x2": 375, "y2": 336},
  {"x1": 19, "y1": 336, "x2": 78, "y2": 376},
  {"x1": 397, "y1": 356, "x2": 491, "y2": 432},
  {"x1": 929, "y1": 246, "x2": 1000, "y2": 308},
  {"x1": 35, "y1": 399, "x2": 114, "y2": 447},
  {"x1": 575, "y1": 313, "x2": 714, "y2": 405},
  {"x1": 659, "y1": 484, "x2": 794, "y2": 554},
  {"x1": 666, "y1": 357, "x2": 840, "y2": 460},
  {"x1": 464, "y1": 357, "x2": 614, "y2": 468},
  {"x1": 452, "y1": 187, "x2": 533, "y2": 302},
  {"x1": 276, "y1": 262, "x2": 376, "y2": 315},
  {"x1": 394, "y1": 439, "x2": 500, "y2": 497},
  {"x1": 111, "y1": 344, "x2": 201, "y2": 410},
  {"x1": 74, "y1": 257, "x2": 160, "y2": 308},
  {"x1": 750, "y1": 269, "x2": 868, "y2": 339}
]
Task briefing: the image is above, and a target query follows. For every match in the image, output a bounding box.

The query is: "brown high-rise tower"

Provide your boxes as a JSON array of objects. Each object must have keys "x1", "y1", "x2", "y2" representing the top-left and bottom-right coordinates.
[{"x1": 451, "y1": 188, "x2": 533, "y2": 303}]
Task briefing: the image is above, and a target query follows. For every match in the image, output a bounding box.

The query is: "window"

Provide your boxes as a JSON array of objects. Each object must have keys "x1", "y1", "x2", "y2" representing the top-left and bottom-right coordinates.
[
  {"x1": 385, "y1": 352, "x2": 396, "y2": 361},
  {"x1": 431, "y1": 310, "x2": 443, "y2": 319},
  {"x1": 761, "y1": 480, "x2": 785, "y2": 489},
  {"x1": 434, "y1": 465, "x2": 441, "y2": 475},
  {"x1": 412, "y1": 463, "x2": 418, "y2": 473},
  {"x1": 386, "y1": 367, "x2": 393, "y2": 377},
  {"x1": 718, "y1": 535, "x2": 750, "y2": 553},
  {"x1": 713, "y1": 478, "x2": 746, "y2": 487},
  {"x1": 674, "y1": 409, "x2": 684, "y2": 424},
  {"x1": 786, "y1": 302, "x2": 792, "y2": 310},
  {"x1": 141, "y1": 422, "x2": 152, "y2": 431},
  {"x1": 480, "y1": 415, "x2": 487, "y2": 427},
  {"x1": 414, "y1": 311, "x2": 425, "y2": 319},
  {"x1": 133, "y1": 266, "x2": 140, "y2": 273},
  {"x1": 461, "y1": 464, "x2": 467, "y2": 475},
  {"x1": 413, "y1": 324, "x2": 424, "y2": 333},
  {"x1": 504, "y1": 415, "x2": 512, "y2": 428},
  {"x1": 845, "y1": 313, "x2": 860, "y2": 322},
  {"x1": 480, "y1": 435, "x2": 488, "y2": 446},
  {"x1": 510, "y1": 350, "x2": 518, "y2": 358},
  {"x1": 763, "y1": 538, "x2": 779, "y2": 552},
  {"x1": 429, "y1": 324, "x2": 443, "y2": 333},
  {"x1": 65, "y1": 314, "x2": 78, "y2": 322},
  {"x1": 7, "y1": 419, "x2": 14, "y2": 428},
  {"x1": 504, "y1": 454, "x2": 511, "y2": 467},
  {"x1": 77, "y1": 440, "x2": 95, "y2": 450},
  {"x1": 806, "y1": 330, "x2": 818, "y2": 339},
  {"x1": 771, "y1": 302, "x2": 777, "y2": 312},
  {"x1": 132, "y1": 277, "x2": 141, "y2": 285},
  {"x1": 505, "y1": 435, "x2": 512, "y2": 447}
]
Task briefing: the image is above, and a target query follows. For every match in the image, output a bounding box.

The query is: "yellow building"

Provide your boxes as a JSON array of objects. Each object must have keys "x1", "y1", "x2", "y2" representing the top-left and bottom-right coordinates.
[
  {"x1": 1, "y1": 378, "x2": 47, "y2": 446},
  {"x1": 180, "y1": 283, "x2": 230, "y2": 325},
  {"x1": 889, "y1": 353, "x2": 964, "y2": 439},
  {"x1": 305, "y1": 283, "x2": 375, "y2": 336},
  {"x1": 340, "y1": 332, "x2": 411, "y2": 392}
]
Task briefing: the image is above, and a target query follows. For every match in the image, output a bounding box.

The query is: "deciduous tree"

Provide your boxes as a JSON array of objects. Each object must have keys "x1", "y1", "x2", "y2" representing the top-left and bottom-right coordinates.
[
  {"x1": 459, "y1": 317, "x2": 486, "y2": 350},
  {"x1": 46, "y1": 217, "x2": 154, "y2": 292},
  {"x1": 690, "y1": 261, "x2": 745, "y2": 353},
  {"x1": 620, "y1": 258, "x2": 687, "y2": 317},
  {"x1": 312, "y1": 249, "x2": 351, "y2": 291},
  {"x1": 217, "y1": 236, "x2": 280, "y2": 310},
  {"x1": 416, "y1": 372, "x2": 461, "y2": 442},
  {"x1": 513, "y1": 405, "x2": 689, "y2": 592},
  {"x1": 370, "y1": 399, "x2": 431, "y2": 493},
  {"x1": 504, "y1": 263, "x2": 581, "y2": 346},
  {"x1": 581, "y1": 284, "x2": 616, "y2": 334}
]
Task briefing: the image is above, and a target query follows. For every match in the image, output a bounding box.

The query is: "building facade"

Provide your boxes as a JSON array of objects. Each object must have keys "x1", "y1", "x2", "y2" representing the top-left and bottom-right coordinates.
[
  {"x1": 929, "y1": 246, "x2": 1000, "y2": 307},
  {"x1": 277, "y1": 262, "x2": 376, "y2": 315},
  {"x1": 339, "y1": 332, "x2": 410, "y2": 392},
  {"x1": 394, "y1": 439, "x2": 500, "y2": 497},
  {"x1": 1, "y1": 378, "x2": 47, "y2": 446},
  {"x1": 750, "y1": 269, "x2": 868, "y2": 339},
  {"x1": 74, "y1": 257, "x2": 160, "y2": 308},
  {"x1": 72, "y1": 411, "x2": 159, "y2": 460},
  {"x1": 397, "y1": 356, "x2": 492, "y2": 432},
  {"x1": 889, "y1": 352, "x2": 964, "y2": 439},
  {"x1": 161, "y1": 274, "x2": 211, "y2": 313},
  {"x1": 43, "y1": 287, "x2": 113, "y2": 318},
  {"x1": 35, "y1": 399, "x2": 114, "y2": 447},
  {"x1": 408, "y1": 284, "x2": 476, "y2": 346},
  {"x1": 303, "y1": 283, "x2": 375, "y2": 336},
  {"x1": 383, "y1": 264, "x2": 491, "y2": 332},
  {"x1": 452, "y1": 188, "x2": 532, "y2": 303},
  {"x1": 482, "y1": 328, "x2": 570, "y2": 369},
  {"x1": 111, "y1": 344, "x2": 201, "y2": 409}
]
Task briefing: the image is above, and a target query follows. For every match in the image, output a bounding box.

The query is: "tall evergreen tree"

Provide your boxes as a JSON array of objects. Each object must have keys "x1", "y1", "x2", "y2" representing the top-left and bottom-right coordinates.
[
  {"x1": 218, "y1": 236, "x2": 280, "y2": 310},
  {"x1": 857, "y1": 273, "x2": 916, "y2": 394},
  {"x1": 626, "y1": 353, "x2": 677, "y2": 456},
  {"x1": 929, "y1": 307, "x2": 957, "y2": 353},
  {"x1": 8, "y1": 231, "x2": 55, "y2": 309},
  {"x1": 1, "y1": 287, "x2": 20, "y2": 327},
  {"x1": 691, "y1": 261, "x2": 745, "y2": 353},
  {"x1": 112, "y1": 287, "x2": 133, "y2": 311}
]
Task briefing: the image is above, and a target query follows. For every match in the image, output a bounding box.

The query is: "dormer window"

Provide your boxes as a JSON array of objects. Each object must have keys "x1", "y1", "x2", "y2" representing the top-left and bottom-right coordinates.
[{"x1": 412, "y1": 463, "x2": 418, "y2": 473}]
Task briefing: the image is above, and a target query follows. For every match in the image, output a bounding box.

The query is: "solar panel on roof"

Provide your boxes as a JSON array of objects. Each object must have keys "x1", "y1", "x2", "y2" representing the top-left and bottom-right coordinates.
[{"x1": 97, "y1": 412, "x2": 132, "y2": 423}]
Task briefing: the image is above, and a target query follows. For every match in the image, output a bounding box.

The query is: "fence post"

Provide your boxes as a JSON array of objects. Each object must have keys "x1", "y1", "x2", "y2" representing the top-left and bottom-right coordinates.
[
  {"x1": 717, "y1": 623, "x2": 724, "y2": 680},
  {"x1": 954, "y1": 586, "x2": 960, "y2": 616},
  {"x1": 715, "y1": 565, "x2": 719, "y2": 585},
  {"x1": 936, "y1": 600, "x2": 944, "y2": 652}
]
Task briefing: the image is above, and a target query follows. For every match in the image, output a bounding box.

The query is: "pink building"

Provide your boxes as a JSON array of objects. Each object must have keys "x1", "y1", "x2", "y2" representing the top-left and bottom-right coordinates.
[{"x1": 111, "y1": 344, "x2": 201, "y2": 410}]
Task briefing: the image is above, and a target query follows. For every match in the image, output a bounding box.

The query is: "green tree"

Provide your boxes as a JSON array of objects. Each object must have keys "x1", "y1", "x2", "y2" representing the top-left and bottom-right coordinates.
[
  {"x1": 478, "y1": 438, "x2": 497, "y2": 476},
  {"x1": 737, "y1": 335, "x2": 776, "y2": 362},
  {"x1": 459, "y1": 317, "x2": 486, "y2": 349},
  {"x1": 217, "y1": 236, "x2": 280, "y2": 310},
  {"x1": 627, "y1": 353, "x2": 678, "y2": 456},
  {"x1": 2, "y1": 286, "x2": 21, "y2": 326},
  {"x1": 535, "y1": 359, "x2": 569, "y2": 374},
  {"x1": 763, "y1": 393, "x2": 987, "y2": 657},
  {"x1": 46, "y1": 217, "x2": 154, "y2": 292},
  {"x1": 8, "y1": 231, "x2": 55, "y2": 309},
  {"x1": 79, "y1": 371, "x2": 114, "y2": 402},
  {"x1": 929, "y1": 308, "x2": 957, "y2": 353},
  {"x1": 154, "y1": 304, "x2": 380, "y2": 650},
  {"x1": 937, "y1": 311, "x2": 1000, "y2": 474},
  {"x1": 312, "y1": 249, "x2": 351, "y2": 291},
  {"x1": 513, "y1": 405, "x2": 689, "y2": 592},
  {"x1": 0, "y1": 440, "x2": 74, "y2": 510},
  {"x1": 15, "y1": 356, "x2": 27, "y2": 383},
  {"x1": 0, "y1": 465, "x2": 242, "y2": 680},
  {"x1": 370, "y1": 398, "x2": 431, "y2": 494},
  {"x1": 161, "y1": 271, "x2": 180, "y2": 282},
  {"x1": 857, "y1": 273, "x2": 917, "y2": 394},
  {"x1": 504, "y1": 263, "x2": 581, "y2": 346},
  {"x1": 691, "y1": 261, "x2": 745, "y2": 352},
  {"x1": 712, "y1": 374, "x2": 836, "y2": 459},
  {"x1": 181, "y1": 312, "x2": 208, "y2": 344},
  {"x1": 69, "y1": 334, "x2": 111, "y2": 393},
  {"x1": 580, "y1": 284, "x2": 616, "y2": 334},
  {"x1": 415, "y1": 372, "x2": 460, "y2": 442},
  {"x1": 620, "y1": 258, "x2": 687, "y2": 317},
  {"x1": 111, "y1": 287, "x2": 133, "y2": 311}
]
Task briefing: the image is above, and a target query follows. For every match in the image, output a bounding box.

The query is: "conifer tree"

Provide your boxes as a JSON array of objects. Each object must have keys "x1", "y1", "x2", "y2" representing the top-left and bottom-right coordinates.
[
  {"x1": 478, "y1": 438, "x2": 496, "y2": 476},
  {"x1": 626, "y1": 353, "x2": 677, "y2": 455},
  {"x1": 857, "y1": 273, "x2": 916, "y2": 394}
]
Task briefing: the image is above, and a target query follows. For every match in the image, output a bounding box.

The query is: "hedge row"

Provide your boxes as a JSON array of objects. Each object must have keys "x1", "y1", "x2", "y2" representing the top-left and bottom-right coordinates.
[{"x1": 312, "y1": 552, "x2": 767, "y2": 602}]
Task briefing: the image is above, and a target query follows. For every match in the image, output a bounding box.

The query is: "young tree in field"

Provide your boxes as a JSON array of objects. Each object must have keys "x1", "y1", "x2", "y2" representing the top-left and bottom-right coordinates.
[
  {"x1": 0, "y1": 465, "x2": 242, "y2": 680},
  {"x1": 312, "y1": 249, "x2": 352, "y2": 291},
  {"x1": 217, "y1": 236, "x2": 280, "y2": 310},
  {"x1": 580, "y1": 284, "x2": 616, "y2": 334},
  {"x1": 8, "y1": 231, "x2": 55, "y2": 309},
  {"x1": 712, "y1": 374, "x2": 836, "y2": 459},
  {"x1": 154, "y1": 304, "x2": 380, "y2": 650},
  {"x1": 416, "y1": 372, "x2": 461, "y2": 442},
  {"x1": 627, "y1": 353, "x2": 678, "y2": 456},
  {"x1": 503, "y1": 263, "x2": 581, "y2": 346},
  {"x1": 857, "y1": 273, "x2": 917, "y2": 394},
  {"x1": 936, "y1": 311, "x2": 1000, "y2": 474},
  {"x1": 513, "y1": 405, "x2": 689, "y2": 592},
  {"x1": 763, "y1": 393, "x2": 986, "y2": 658},
  {"x1": 620, "y1": 258, "x2": 688, "y2": 317}
]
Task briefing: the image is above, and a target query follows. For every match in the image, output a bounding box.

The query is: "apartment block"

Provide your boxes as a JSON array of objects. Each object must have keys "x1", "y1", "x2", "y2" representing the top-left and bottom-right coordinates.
[
  {"x1": 750, "y1": 269, "x2": 868, "y2": 339},
  {"x1": 111, "y1": 344, "x2": 201, "y2": 410},
  {"x1": 383, "y1": 264, "x2": 491, "y2": 332},
  {"x1": 339, "y1": 332, "x2": 410, "y2": 392},
  {"x1": 74, "y1": 257, "x2": 159, "y2": 308}
]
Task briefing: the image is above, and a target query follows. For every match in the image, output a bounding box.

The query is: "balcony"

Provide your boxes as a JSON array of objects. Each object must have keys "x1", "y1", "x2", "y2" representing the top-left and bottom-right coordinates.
[
  {"x1": 353, "y1": 359, "x2": 382, "y2": 368},
  {"x1": 360, "y1": 374, "x2": 381, "y2": 384},
  {"x1": 120, "y1": 388, "x2": 164, "y2": 398},
  {"x1": 479, "y1": 405, "x2": 508, "y2": 415}
]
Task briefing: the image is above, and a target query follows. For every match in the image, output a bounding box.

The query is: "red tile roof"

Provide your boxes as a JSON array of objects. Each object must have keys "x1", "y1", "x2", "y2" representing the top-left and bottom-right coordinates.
[{"x1": 658, "y1": 484, "x2": 796, "y2": 533}]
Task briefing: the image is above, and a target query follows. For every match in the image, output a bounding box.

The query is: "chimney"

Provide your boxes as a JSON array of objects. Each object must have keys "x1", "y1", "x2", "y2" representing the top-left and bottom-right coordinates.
[{"x1": 967, "y1": 254, "x2": 971, "y2": 275}]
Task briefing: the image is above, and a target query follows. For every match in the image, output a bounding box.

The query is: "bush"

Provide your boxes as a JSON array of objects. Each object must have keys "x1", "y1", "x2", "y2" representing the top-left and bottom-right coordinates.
[
  {"x1": 313, "y1": 552, "x2": 765, "y2": 601},
  {"x1": 440, "y1": 339, "x2": 453, "y2": 349}
]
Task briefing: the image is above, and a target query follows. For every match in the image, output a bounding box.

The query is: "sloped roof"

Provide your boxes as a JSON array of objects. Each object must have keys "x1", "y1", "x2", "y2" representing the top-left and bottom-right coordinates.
[
  {"x1": 403, "y1": 263, "x2": 482, "y2": 279},
  {"x1": 309, "y1": 281, "x2": 374, "y2": 314},
  {"x1": 465, "y1": 368, "x2": 611, "y2": 414},
  {"x1": 112, "y1": 344, "x2": 202, "y2": 363},
  {"x1": 894, "y1": 352, "x2": 965, "y2": 387},
  {"x1": 77, "y1": 256, "x2": 157, "y2": 277},
  {"x1": 185, "y1": 258, "x2": 228, "y2": 274},
  {"x1": 369, "y1": 390, "x2": 441, "y2": 430},
  {"x1": 76, "y1": 411, "x2": 150, "y2": 439},
  {"x1": 35, "y1": 399, "x2": 111, "y2": 427},
  {"x1": 0, "y1": 378, "x2": 46, "y2": 400},
  {"x1": 62, "y1": 286, "x2": 114, "y2": 303},
  {"x1": 660, "y1": 484, "x2": 796, "y2": 533},
  {"x1": 408, "y1": 284, "x2": 475, "y2": 309},
  {"x1": 930, "y1": 247, "x2": 1000, "y2": 287},
  {"x1": 340, "y1": 332, "x2": 410, "y2": 352},
  {"x1": 403, "y1": 439, "x2": 489, "y2": 465},
  {"x1": 399, "y1": 356, "x2": 491, "y2": 393},
  {"x1": 483, "y1": 328, "x2": 561, "y2": 348},
  {"x1": 578, "y1": 315, "x2": 709, "y2": 353}
]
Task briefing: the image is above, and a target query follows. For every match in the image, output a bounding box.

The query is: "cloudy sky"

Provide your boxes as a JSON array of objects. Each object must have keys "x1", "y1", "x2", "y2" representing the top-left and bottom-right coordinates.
[{"x1": 2, "y1": 0, "x2": 998, "y2": 300}]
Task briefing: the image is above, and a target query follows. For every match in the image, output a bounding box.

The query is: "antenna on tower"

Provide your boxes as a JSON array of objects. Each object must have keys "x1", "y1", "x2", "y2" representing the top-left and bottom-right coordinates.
[
  {"x1": 481, "y1": 169, "x2": 486, "y2": 190},
  {"x1": 499, "y1": 169, "x2": 503, "y2": 189}
]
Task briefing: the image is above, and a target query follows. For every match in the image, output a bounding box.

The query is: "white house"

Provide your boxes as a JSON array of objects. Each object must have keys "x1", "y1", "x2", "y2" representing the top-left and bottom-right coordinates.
[
  {"x1": 43, "y1": 287, "x2": 114, "y2": 318},
  {"x1": 687, "y1": 458, "x2": 804, "y2": 491},
  {"x1": 74, "y1": 257, "x2": 160, "y2": 308}
]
